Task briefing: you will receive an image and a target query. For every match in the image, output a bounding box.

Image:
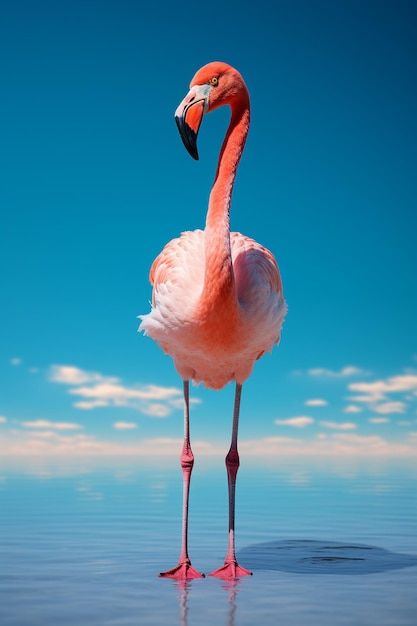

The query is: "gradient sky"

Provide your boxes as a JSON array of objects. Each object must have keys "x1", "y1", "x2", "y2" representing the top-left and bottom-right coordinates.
[{"x1": 1, "y1": 0, "x2": 416, "y2": 460}]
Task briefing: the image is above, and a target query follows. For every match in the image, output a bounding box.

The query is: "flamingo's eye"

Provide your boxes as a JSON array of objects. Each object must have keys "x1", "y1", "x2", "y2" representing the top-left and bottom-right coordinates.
[{"x1": 209, "y1": 77, "x2": 219, "y2": 87}]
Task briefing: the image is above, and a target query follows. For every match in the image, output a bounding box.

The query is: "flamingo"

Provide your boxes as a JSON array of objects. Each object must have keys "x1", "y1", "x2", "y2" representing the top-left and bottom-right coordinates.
[{"x1": 139, "y1": 61, "x2": 287, "y2": 580}]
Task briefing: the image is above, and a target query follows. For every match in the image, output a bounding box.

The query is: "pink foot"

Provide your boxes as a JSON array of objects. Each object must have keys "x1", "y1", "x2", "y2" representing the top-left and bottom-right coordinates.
[
  {"x1": 209, "y1": 560, "x2": 252, "y2": 580},
  {"x1": 159, "y1": 559, "x2": 205, "y2": 580}
]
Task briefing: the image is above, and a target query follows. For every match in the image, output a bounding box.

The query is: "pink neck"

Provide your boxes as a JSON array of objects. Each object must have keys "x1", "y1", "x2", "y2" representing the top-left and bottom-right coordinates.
[{"x1": 203, "y1": 94, "x2": 250, "y2": 309}]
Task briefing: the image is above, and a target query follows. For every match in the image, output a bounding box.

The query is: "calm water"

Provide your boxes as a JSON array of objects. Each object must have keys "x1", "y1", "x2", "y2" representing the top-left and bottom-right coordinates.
[{"x1": 1, "y1": 455, "x2": 416, "y2": 625}]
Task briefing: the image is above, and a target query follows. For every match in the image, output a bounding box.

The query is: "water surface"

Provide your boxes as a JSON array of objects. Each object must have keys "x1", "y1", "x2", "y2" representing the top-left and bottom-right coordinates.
[{"x1": 1, "y1": 456, "x2": 416, "y2": 625}]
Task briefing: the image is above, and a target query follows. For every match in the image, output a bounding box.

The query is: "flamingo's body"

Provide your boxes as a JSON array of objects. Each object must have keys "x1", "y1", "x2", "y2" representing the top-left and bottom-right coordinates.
[
  {"x1": 139, "y1": 62, "x2": 286, "y2": 579},
  {"x1": 143, "y1": 230, "x2": 285, "y2": 390}
]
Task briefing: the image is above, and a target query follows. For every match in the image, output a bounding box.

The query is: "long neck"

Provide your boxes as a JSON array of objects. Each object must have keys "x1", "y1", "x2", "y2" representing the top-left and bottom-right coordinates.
[{"x1": 203, "y1": 95, "x2": 250, "y2": 309}]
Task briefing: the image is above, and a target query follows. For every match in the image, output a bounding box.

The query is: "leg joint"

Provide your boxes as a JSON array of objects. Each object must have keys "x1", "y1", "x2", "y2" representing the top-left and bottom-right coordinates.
[
  {"x1": 225, "y1": 448, "x2": 240, "y2": 469},
  {"x1": 181, "y1": 447, "x2": 194, "y2": 471}
]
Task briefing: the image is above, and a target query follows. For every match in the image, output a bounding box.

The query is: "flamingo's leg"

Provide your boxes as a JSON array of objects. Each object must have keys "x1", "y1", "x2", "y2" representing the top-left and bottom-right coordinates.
[
  {"x1": 209, "y1": 383, "x2": 252, "y2": 579},
  {"x1": 159, "y1": 380, "x2": 205, "y2": 580}
]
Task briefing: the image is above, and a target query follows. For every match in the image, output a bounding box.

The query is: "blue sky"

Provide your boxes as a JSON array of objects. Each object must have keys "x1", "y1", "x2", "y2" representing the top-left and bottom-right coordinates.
[{"x1": 1, "y1": 0, "x2": 416, "y2": 460}]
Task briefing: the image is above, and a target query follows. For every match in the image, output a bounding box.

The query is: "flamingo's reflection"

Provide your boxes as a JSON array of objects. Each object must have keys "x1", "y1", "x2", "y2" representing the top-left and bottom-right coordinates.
[{"x1": 173, "y1": 577, "x2": 244, "y2": 626}]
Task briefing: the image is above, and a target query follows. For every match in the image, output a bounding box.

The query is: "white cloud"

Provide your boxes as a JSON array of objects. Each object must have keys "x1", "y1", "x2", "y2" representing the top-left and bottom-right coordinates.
[
  {"x1": 68, "y1": 382, "x2": 183, "y2": 417},
  {"x1": 320, "y1": 421, "x2": 357, "y2": 430},
  {"x1": 305, "y1": 399, "x2": 328, "y2": 407},
  {"x1": 69, "y1": 382, "x2": 181, "y2": 402},
  {"x1": 308, "y1": 366, "x2": 368, "y2": 378},
  {"x1": 331, "y1": 433, "x2": 387, "y2": 446},
  {"x1": 240, "y1": 434, "x2": 416, "y2": 457},
  {"x1": 49, "y1": 365, "x2": 116, "y2": 385},
  {"x1": 348, "y1": 375, "x2": 417, "y2": 403},
  {"x1": 369, "y1": 417, "x2": 390, "y2": 424},
  {"x1": 113, "y1": 422, "x2": 138, "y2": 430},
  {"x1": 49, "y1": 364, "x2": 186, "y2": 417},
  {"x1": 28, "y1": 430, "x2": 64, "y2": 439},
  {"x1": 348, "y1": 381, "x2": 387, "y2": 403},
  {"x1": 0, "y1": 416, "x2": 7, "y2": 424},
  {"x1": 11, "y1": 357, "x2": 22, "y2": 366},
  {"x1": 140, "y1": 403, "x2": 171, "y2": 417},
  {"x1": 372, "y1": 402, "x2": 406, "y2": 414},
  {"x1": 260, "y1": 436, "x2": 303, "y2": 444},
  {"x1": 7, "y1": 431, "x2": 100, "y2": 452},
  {"x1": 73, "y1": 400, "x2": 109, "y2": 410},
  {"x1": 1, "y1": 432, "x2": 416, "y2": 459},
  {"x1": 21, "y1": 420, "x2": 83, "y2": 430},
  {"x1": 275, "y1": 416, "x2": 314, "y2": 428},
  {"x1": 343, "y1": 405, "x2": 363, "y2": 414},
  {"x1": 0, "y1": 434, "x2": 213, "y2": 457},
  {"x1": 168, "y1": 397, "x2": 201, "y2": 410}
]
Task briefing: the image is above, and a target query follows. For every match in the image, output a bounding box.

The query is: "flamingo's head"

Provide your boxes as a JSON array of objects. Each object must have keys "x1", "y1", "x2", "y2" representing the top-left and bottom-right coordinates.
[{"x1": 174, "y1": 61, "x2": 249, "y2": 160}]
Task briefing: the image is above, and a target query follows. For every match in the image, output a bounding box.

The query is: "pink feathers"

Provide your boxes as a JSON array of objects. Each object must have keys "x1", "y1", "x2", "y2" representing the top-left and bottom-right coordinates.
[{"x1": 140, "y1": 229, "x2": 286, "y2": 389}]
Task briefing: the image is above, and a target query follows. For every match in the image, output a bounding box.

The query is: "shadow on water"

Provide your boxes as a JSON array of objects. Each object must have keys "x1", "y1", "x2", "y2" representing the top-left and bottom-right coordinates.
[
  {"x1": 166, "y1": 543, "x2": 417, "y2": 626},
  {"x1": 237, "y1": 539, "x2": 417, "y2": 575}
]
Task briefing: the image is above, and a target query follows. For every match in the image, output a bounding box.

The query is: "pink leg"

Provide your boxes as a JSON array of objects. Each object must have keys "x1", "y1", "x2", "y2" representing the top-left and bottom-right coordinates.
[
  {"x1": 209, "y1": 383, "x2": 252, "y2": 579},
  {"x1": 159, "y1": 380, "x2": 204, "y2": 580}
]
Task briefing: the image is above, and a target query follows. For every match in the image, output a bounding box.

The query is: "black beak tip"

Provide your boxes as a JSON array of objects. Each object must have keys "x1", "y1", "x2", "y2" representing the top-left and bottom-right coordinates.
[{"x1": 175, "y1": 115, "x2": 199, "y2": 161}]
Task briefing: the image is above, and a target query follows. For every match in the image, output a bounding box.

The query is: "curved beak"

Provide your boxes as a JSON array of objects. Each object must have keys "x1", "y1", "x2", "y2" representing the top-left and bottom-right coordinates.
[{"x1": 174, "y1": 84, "x2": 211, "y2": 160}]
